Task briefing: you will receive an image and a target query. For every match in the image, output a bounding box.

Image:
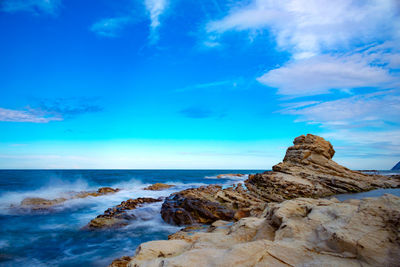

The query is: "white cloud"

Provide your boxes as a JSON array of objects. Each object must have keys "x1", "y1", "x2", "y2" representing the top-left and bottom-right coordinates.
[
  {"x1": 144, "y1": 0, "x2": 168, "y2": 43},
  {"x1": 281, "y1": 91, "x2": 400, "y2": 128},
  {"x1": 90, "y1": 17, "x2": 132, "y2": 38},
  {"x1": 207, "y1": 0, "x2": 400, "y2": 57},
  {"x1": 1, "y1": 0, "x2": 61, "y2": 15},
  {"x1": 0, "y1": 107, "x2": 62, "y2": 123},
  {"x1": 258, "y1": 54, "x2": 396, "y2": 96}
]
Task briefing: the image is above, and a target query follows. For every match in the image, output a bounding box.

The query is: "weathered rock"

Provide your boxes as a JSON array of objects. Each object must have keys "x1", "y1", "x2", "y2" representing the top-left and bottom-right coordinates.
[
  {"x1": 109, "y1": 256, "x2": 133, "y2": 267},
  {"x1": 143, "y1": 183, "x2": 174, "y2": 191},
  {"x1": 117, "y1": 194, "x2": 400, "y2": 267},
  {"x1": 245, "y1": 134, "x2": 399, "y2": 202},
  {"x1": 161, "y1": 134, "x2": 399, "y2": 226},
  {"x1": 19, "y1": 187, "x2": 120, "y2": 211},
  {"x1": 161, "y1": 184, "x2": 265, "y2": 226},
  {"x1": 85, "y1": 197, "x2": 162, "y2": 229}
]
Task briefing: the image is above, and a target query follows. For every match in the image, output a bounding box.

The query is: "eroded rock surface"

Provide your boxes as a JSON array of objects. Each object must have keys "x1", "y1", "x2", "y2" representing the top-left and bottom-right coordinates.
[
  {"x1": 86, "y1": 197, "x2": 162, "y2": 229},
  {"x1": 19, "y1": 187, "x2": 120, "y2": 211},
  {"x1": 246, "y1": 134, "x2": 399, "y2": 202},
  {"x1": 161, "y1": 184, "x2": 265, "y2": 226},
  {"x1": 116, "y1": 194, "x2": 400, "y2": 267},
  {"x1": 143, "y1": 183, "x2": 174, "y2": 191},
  {"x1": 161, "y1": 134, "x2": 399, "y2": 226}
]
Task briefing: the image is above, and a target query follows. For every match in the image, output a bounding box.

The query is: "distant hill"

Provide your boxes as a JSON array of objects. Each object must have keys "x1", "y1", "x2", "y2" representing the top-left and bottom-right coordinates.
[{"x1": 392, "y1": 161, "x2": 400, "y2": 170}]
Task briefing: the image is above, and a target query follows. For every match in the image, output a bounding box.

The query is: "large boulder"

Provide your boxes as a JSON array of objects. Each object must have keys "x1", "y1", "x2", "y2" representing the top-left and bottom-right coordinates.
[
  {"x1": 161, "y1": 184, "x2": 265, "y2": 226},
  {"x1": 116, "y1": 194, "x2": 400, "y2": 267}
]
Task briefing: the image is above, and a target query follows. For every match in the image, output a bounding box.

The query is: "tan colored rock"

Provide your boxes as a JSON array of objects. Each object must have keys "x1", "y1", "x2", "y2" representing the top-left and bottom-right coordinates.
[
  {"x1": 116, "y1": 194, "x2": 400, "y2": 267},
  {"x1": 109, "y1": 256, "x2": 133, "y2": 267},
  {"x1": 245, "y1": 134, "x2": 399, "y2": 202},
  {"x1": 143, "y1": 183, "x2": 174, "y2": 191},
  {"x1": 161, "y1": 183, "x2": 265, "y2": 226},
  {"x1": 85, "y1": 197, "x2": 162, "y2": 229},
  {"x1": 19, "y1": 187, "x2": 120, "y2": 210},
  {"x1": 161, "y1": 134, "x2": 399, "y2": 226}
]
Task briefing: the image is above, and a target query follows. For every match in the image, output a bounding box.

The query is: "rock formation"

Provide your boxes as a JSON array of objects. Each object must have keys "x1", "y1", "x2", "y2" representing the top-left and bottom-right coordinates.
[
  {"x1": 19, "y1": 187, "x2": 120, "y2": 211},
  {"x1": 392, "y1": 161, "x2": 400, "y2": 170},
  {"x1": 246, "y1": 134, "x2": 399, "y2": 202},
  {"x1": 143, "y1": 183, "x2": 174, "y2": 191},
  {"x1": 161, "y1": 134, "x2": 400, "y2": 226},
  {"x1": 115, "y1": 194, "x2": 400, "y2": 267},
  {"x1": 85, "y1": 197, "x2": 162, "y2": 229},
  {"x1": 161, "y1": 184, "x2": 265, "y2": 226}
]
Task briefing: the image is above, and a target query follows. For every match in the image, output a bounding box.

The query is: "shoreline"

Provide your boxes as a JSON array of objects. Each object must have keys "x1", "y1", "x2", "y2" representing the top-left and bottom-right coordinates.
[{"x1": 106, "y1": 134, "x2": 400, "y2": 266}]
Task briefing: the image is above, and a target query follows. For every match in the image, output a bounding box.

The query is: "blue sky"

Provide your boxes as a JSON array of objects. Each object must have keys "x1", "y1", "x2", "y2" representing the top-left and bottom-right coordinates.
[{"x1": 0, "y1": 0, "x2": 399, "y2": 169}]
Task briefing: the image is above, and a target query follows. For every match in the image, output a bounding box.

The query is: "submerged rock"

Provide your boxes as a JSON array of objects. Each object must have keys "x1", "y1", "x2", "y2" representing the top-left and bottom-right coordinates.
[
  {"x1": 160, "y1": 134, "x2": 399, "y2": 226},
  {"x1": 116, "y1": 194, "x2": 400, "y2": 267},
  {"x1": 143, "y1": 183, "x2": 174, "y2": 191},
  {"x1": 85, "y1": 197, "x2": 162, "y2": 229},
  {"x1": 18, "y1": 187, "x2": 120, "y2": 211}
]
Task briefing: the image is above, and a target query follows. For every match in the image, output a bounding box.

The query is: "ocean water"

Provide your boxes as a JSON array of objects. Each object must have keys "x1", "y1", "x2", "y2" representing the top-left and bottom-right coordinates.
[
  {"x1": 0, "y1": 169, "x2": 399, "y2": 267},
  {"x1": 0, "y1": 170, "x2": 258, "y2": 267}
]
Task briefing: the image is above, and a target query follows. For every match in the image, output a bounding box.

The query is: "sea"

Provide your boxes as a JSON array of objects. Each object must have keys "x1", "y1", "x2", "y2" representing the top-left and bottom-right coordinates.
[{"x1": 0, "y1": 169, "x2": 399, "y2": 267}]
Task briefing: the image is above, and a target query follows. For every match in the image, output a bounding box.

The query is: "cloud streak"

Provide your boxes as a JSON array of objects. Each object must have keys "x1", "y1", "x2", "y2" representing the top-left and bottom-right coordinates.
[
  {"x1": 281, "y1": 91, "x2": 400, "y2": 128},
  {"x1": 206, "y1": 0, "x2": 400, "y2": 58},
  {"x1": 144, "y1": 0, "x2": 168, "y2": 43},
  {"x1": 90, "y1": 17, "x2": 132, "y2": 38},
  {"x1": 257, "y1": 54, "x2": 397, "y2": 96},
  {"x1": 0, "y1": 107, "x2": 62, "y2": 123}
]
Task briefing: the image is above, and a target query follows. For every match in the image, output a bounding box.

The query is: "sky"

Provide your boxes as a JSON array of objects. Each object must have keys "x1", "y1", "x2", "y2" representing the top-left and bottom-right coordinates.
[{"x1": 0, "y1": 0, "x2": 399, "y2": 169}]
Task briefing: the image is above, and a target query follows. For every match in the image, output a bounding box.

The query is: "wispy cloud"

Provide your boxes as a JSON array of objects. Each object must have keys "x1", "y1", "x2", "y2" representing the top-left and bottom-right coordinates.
[
  {"x1": 144, "y1": 0, "x2": 168, "y2": 43},
  {"x1": 204, "y1": 0, "x2": 400, "y2": 163},
  {"x1": 206, "y1": 0, "x2": 400, "y2": 58},
  {"x1": 1, "y1": 0, "x2": 61, "y2": 15},
  {"x1": 257, "y1": 54, "x2": 397, "y2": 96},
  {"x1": 281, "y1": 90, "x2": 400, "y2": 128},
  {"x1": 0, "y1": 107, "x2": 62, "y2": 123},
  {"x1": 176, "y1": 79, "x2": 241, "y2": 92},
  {"x1": 0, "y1": 98, "x2": 103, "y2": 123},
  {"x1": 90, "y1": 0, "x2": 169, "y2": 42},
  {"x1": 90, "y1": 17, "x2": 132, "y2": 38}
]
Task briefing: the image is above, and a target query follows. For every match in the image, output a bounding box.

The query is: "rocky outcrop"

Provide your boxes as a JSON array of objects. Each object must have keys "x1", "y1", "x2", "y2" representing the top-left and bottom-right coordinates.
[
  {"x1": 144, "y1": 183, "x2": 174, "y2": 191},
  {"x1": 116, "y1": 194, "x2": 400, "y2": 267},
  {"x1": 160, "y1": 134, "x2": 399, "y2": 226},
  {"x1": 392, "y1": 161, "x2": 400, "y2": 170},
  {"x1": 85, "y1": 197, "x2": 162, "y2": 229},
  {"x1": 245, "y1": 134, "x2": 399, "y2": 202},
  {"x1": 161, "y1": 184, "x2": 265, "y2": 226},
  {"x1": 19, "y1": 187, "x2": 120, "y2": 211}
]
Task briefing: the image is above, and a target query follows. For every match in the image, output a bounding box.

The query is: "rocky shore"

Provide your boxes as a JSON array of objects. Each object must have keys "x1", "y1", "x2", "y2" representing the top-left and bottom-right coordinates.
[{"x1": 108, "y1": 134, "x2": 400, "y2": 266}]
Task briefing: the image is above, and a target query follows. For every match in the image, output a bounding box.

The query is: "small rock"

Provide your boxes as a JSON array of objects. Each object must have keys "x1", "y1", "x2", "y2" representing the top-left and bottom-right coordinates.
[{"x1": 144, "y1": 183, "x2": 174, "y2": 191}]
